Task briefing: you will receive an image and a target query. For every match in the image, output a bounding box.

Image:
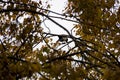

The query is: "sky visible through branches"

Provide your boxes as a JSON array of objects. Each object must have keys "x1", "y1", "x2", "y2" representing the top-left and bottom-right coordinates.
[{"x1": 34, "y1": 0, "x2": 77, "y2": 50}]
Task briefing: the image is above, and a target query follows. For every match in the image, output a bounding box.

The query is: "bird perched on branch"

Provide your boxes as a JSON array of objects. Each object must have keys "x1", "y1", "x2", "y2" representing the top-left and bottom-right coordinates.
[
  {"x1": 43, "y1": 32, "x2": 69, "y2": 43},
  {"x1": 58, "y1": 34, "x2": 68, "y2": 43}
]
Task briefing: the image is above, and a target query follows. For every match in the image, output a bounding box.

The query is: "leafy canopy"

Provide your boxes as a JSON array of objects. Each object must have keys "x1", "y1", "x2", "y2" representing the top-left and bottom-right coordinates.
[{"x1": 0, "y1": 0, "x2": 120, "y2": 80}]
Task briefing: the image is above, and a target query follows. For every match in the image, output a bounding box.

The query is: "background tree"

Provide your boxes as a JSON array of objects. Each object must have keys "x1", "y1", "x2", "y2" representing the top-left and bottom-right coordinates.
[{"x1": 0, "y1": 0, "x2": 120, "y2": 80}]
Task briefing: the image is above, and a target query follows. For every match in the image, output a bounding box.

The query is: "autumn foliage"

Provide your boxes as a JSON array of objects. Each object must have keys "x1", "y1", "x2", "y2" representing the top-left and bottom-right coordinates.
[{"x1": 0, "y1": 0, "x2": 120, "y2": 80}]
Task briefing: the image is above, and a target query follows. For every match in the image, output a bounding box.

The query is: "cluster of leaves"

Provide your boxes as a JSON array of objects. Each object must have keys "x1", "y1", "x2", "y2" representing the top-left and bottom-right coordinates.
[
  {"x1": 0, "y1": 0, "x2": 120, "y2": 80},
  {"x1": 66, "y1": 0, "x2": 120, "y2": 79},
  {"x1": 0, "y1": 0, "x2": 44, "y2": 79}
]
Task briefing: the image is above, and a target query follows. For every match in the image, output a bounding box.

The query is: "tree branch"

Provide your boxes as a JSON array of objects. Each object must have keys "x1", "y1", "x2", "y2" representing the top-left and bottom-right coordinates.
[
  {"x1": 0, "y1": 39, "x2": 6, "y2": 50},
  {"x1": 0, "y1": 8, "x2": 72, "y2": 36}
]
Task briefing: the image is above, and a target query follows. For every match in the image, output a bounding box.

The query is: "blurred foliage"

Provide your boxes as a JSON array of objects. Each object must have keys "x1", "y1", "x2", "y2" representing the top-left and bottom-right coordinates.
[
  {"x1": 0, "y1": 0, "x2": 120, "y2": 80},
  {"x1": 66, "y1": 0, "x2": 120, "y2": 79}
]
